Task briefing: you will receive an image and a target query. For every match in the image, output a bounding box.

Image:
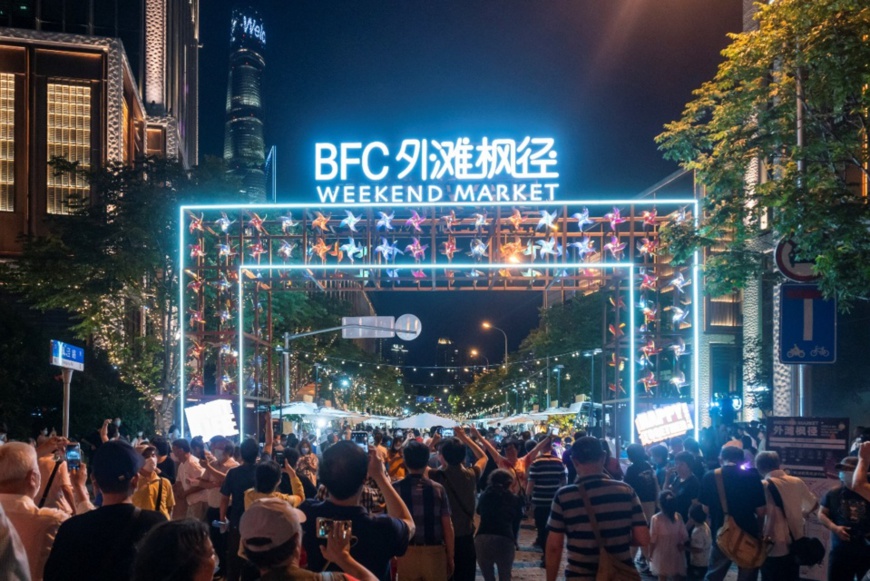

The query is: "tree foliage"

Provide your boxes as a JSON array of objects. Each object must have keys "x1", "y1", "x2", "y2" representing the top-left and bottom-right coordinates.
[{"x1": 656, "y1": 0, "x2": 870, "y2": 307}]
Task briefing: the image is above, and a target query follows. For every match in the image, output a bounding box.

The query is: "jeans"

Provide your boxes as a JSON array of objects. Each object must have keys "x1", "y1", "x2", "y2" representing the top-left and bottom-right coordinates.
[
  {"x1": 761, "y1": 554, "x2": 799, "y2": 581},
  {"x1": 534, "y1": 505, "x2": 550, "y2": 548},
  {"x1": 453, "y1": 534, "x2": 477, "y2": 581},
  {"x1": 828, "y1": 542, "x2": 870, "y2": 581},
  {"x1": 475, "y1": 534, "x2": 515, "y2": 581},
  {"x1": 206, "y1": 507, "x2": 228, "y2": 575},
  {"x1": 705, "y1": 543, "x2": 759, "y2": 581}
]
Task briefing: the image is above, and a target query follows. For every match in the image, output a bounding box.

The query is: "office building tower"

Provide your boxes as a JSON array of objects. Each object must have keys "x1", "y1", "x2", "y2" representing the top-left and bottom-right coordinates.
[{"x1": 223, "y1": 3, "x2": 266, "y2": 200}]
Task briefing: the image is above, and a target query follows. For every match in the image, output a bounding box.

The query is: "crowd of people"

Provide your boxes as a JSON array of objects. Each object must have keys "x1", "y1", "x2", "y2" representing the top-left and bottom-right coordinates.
[{"x1": 1, "y1": 418, "x2": 869, "y2": 581}]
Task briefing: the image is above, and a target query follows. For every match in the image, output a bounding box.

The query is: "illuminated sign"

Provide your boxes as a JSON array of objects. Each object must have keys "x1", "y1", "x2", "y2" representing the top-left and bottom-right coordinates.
[
  {"x1": 184, "y1": 399, "x2": 238, "y2": 440},
  {"x1": 231, "y1": 14, "x2": 265, "y2": 46},
  {"x1": 315, "y1": 138, "x2": 560, "y2": 204},
  {"x1": 634, "y1": 403, "x2": 694, "y2": 446}
]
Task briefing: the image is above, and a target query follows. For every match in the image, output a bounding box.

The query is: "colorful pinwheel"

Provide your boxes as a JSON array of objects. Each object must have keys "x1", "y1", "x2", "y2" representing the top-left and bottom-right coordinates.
[{"x1": 571, "y1": 208, "x2": 594, "y2": 231}]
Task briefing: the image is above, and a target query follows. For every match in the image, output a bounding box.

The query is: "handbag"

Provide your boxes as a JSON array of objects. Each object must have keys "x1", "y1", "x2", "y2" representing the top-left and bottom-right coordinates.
[
  {"x1": 767, "y1": 481, "x2": 825, "y2": 567},
  {"x1": 714, "y1": 468, "x2": 770, "y2": 569},
  {"x1": 578, "y1": 482, "x2": 641, "y2": 581}
]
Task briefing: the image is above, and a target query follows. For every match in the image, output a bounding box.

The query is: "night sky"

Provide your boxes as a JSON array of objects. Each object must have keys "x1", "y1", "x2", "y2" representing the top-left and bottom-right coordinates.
[{"x1": 199, "y1": 1, "x2": 742, "y2": 371}]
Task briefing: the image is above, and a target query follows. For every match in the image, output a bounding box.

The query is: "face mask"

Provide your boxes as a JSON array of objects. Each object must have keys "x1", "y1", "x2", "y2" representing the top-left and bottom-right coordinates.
[
  {"x1": 301, "y1": 448, "x2": 310, "y2": 455},
  {"x1": 143, "y1": 457, "x2": 157, "y2": 473},
  {"x1": 213, "y1": 450, "x2": 225, "y2": 461},
  {"x1": 114, "y1": 420, "x2": 121, "y2": 427}
]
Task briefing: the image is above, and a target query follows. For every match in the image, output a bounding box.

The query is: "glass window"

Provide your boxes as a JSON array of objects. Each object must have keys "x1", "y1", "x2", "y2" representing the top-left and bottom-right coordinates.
[
  {"x1": 0, "y1": 73, "x2": 14, "y2": 212},
  {"x1": 46, "y1": 83, "x2": 91, "y2": 215}
]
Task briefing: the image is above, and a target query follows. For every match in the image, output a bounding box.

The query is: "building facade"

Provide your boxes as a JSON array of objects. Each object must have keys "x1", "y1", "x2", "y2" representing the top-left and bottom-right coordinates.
[{"x1": 223, "y1": 3, "x2": 266, "y2": 200}]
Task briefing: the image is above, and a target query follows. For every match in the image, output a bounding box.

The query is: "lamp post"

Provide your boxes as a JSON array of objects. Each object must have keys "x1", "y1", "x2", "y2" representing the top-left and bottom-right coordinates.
[
  {"x1": 482, "y1": 322, "x2": 509, "y2": 366},
  {"x1": 470, "y1": 349, "x2": 489, "y2": 370},
  {"x1": 553, "y1": 364, "x2": 565, "y2": 409},
  {"x1": 583, "y1": 348, "x2": 603, "y2": 426}
]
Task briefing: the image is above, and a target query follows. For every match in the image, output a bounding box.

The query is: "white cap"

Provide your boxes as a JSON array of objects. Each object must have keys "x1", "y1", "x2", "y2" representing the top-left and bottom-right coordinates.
[{"x1": 239, "y1": 497, "x2": 307, "y2": 553}]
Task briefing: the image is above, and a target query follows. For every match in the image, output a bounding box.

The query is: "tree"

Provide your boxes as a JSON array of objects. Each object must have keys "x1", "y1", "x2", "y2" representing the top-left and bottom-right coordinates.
[
  {"x1": 656, "y1": 0, "x2": 870, "y2": 307},
  {"x1": 1, "y1": 157, "x2": 243, "y2": 429}
]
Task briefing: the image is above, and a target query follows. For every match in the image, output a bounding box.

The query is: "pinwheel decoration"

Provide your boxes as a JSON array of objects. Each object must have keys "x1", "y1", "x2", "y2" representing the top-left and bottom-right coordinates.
[
  {"x1": 640, "y1": 274, "x2": 658, "y2": 291},
  {"x1": 406, "y1": 210, "x2": 425, "y2": 232},
  {"x1": 640, "y1": 339, "x2": 662, "y2": 363},
  {"x1": 188, "y1": 212, "x2": 205, "y2": 234},
  {"x1": 608, "y1": 353, "x2": 626, "y2": 371},
  {"x1": 215, "y1": 212, "x2": 235, "y2": 233},
  {"x1": 441, "y1": 210, "x2": 457, "y2": 232},
  {"x1": 339, "y1": 211, "x2": 362, "y2": 232},
  {"x1": 642, "y1": 306, "x2": 658, "y2": 326},
  {"x1": 210, "y1": 273, "x2": 232, "y2": 293},
  {"x1": 376, "y1": 212, "x2": 395, "y2": 231},
  {"x1": 641, "y1": 209, "x2": 657, "y2": 227},
  {"x1": 188, "y1": 309, "x2": 205, "y2": 328},
  {"x1": 339, "y1": 238, "x2": 367, "y2": 263},
  {"x1": 672, "y1": 206, "x2": 688, "y2": 224},
  {"x1": 568, "y1": 237, "x2": 595, "y2": 259},
  {"x1": 247, "y1": 212, "x2": 267, "y2": 234},
  {"x1": 670, "y1": 371, "x2": 687, "y2": 392},
  {"x1": 466, "y1": 269, "x2": 484, "y2": 278},
  {"x1": 216, "y1": 243, "x2": 237, "y2": 260},
  {"x1": 500, "y1": 238, "x2": 524, "y2": 263},
  {"x1": 411, "y1": 270, "x2": 427, "y2": 279},
  {"x1": 405, "y1": 238, "x2": 428, "y2": 261},
  {"x1": 189, "y1": 243, "x2": 206, "y2": 259},
  {"x1": 508, "y1": 209, "x2": 524, "y2": 230},
  {"x1": 536, "y1": 210, "x2": 558, "y2": 231},
  {"x1": 666, "y1": 306, "x2": 691, "y2": 329},
  {"x1": 468, "y1": 239, "x2": 488, "y2": 261},
  {"x1": 249, "y1": 242, "x2": 266, "y2": 260},
  {"x1": 639, "y1": 372, "x2": 658, "y2": 394},
  {"x1": 185, "y1": 270, "x2": 204, "y2": 292},
  {"x1": 374, "y1": 238, "x2": 403, "y2": 262},
  {"x1": 277, "y1": 241, "x2": 296, "y2": 260},
  {"x1": 609, "y1": 296, "x2": 626, "y2": 311},
  {"x1": 572, "y1": 207, "x2": 594, "y2": 231},
  {"x1": 523, "y1": 240, "x2": 538, "y2": 261},
  {"x1": 609, "y1": 383, "x2": 626, "y2": 394},
  {"x1": 312, "y1": 212, "x2": 331, "y2": 232},
  {"x1": 637, "y1": 237, "x2": 658, "y2": 257},
  {"x1": 498, "y1": 269, "x2": 513, "y2": 278},
  {"x1": 669, "y1": 337, "x2": 686, "y2": 360},
  {"x1": 604, "y1": 236, "x2": 626, "y2": 259},
  {"x1": 604, "y1": 207, "x2": 626, "y2": 231},
  {"x1": 279, "y1": 214, "x2": 298, "y2": 233},
  {"x1": 385, "y1": 269, "x2": 400, "y2": 279},
  {"x1": 328, "y1": 243, "x2": 344, "y2": 263},
  {"x1": 536, "y1": 237, "x2": 562, "y2": 257},
  {"x1": 309, "y1": 238, "x2": 330, "y2": 262},
  {"x1": 472, "y1": 211, "x2": 488, "y2": 232},
  {"x1": 187, "y1": 340, "x2": 205, "y2": 360},
  {"x1": 521, "y1": 268, "x2": 543, "y2": 278},
  {"x1": 441, "y1": 237, "x2": 457, "y2": 260},
  {"x1": 608, "y1": 322, "x2": 626, "y2": 338},
  {"x1": 670, "y1": 272, "x2": 690, "y2": 294}
]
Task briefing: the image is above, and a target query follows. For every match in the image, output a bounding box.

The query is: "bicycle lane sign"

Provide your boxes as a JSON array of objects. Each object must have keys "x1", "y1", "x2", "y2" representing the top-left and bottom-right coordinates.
[{"x1": 780, "y1": 283, "x2": 836, "y2": 364}]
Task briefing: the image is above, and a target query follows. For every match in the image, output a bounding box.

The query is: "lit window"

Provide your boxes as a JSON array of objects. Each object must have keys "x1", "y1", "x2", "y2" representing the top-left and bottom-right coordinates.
[
  {"x1": 47, "y1": 83, "x2": 91, "y2": 215},
  {"x1": 0, "y1": 73, "x2": 14, "y2": 212}
]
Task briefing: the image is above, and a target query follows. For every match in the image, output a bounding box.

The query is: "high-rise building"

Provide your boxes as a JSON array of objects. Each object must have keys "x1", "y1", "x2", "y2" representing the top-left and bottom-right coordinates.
[
  {"x1": 0, "y1": 0, "x2": 200, "y2": 257},
  {"x1": 223, "y1": 3, "x2": 266, "y2": 200}
]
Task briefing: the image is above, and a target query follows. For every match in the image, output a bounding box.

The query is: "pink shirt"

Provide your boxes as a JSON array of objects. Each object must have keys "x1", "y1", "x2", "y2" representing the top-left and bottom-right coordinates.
[{"x1": 0, "y1": 493, "x2": 68, "y2": 581}]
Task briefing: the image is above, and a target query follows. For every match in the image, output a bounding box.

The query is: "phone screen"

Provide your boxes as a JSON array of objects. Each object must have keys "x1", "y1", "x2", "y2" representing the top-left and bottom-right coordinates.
[
  {"x1": 65, "y1": 444, "x2": 81, "y2": 471},
  {"x1": 550, "y1": 427, "x2": 559, "y2": 436},
  {"x1": 351, "y1": 431, "x2": 368, "y2": 450},
  {"x1": 442, "y1": 428, "x2": 454, "y2": 438}
]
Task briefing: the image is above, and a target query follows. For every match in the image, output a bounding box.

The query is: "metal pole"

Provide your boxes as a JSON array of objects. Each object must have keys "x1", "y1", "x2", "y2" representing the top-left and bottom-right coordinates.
[
  {"x1": 591, "y1": 356, "x2": 596, "y2": 426},
  {"x1": 283, "y1": 332, "x2": 290, "y2": 404},
  {"x1": 62, "y1": 368, "x2": 73, "y2": 438},
  {"x1": 546, "y1": 356, "x2": 551, "y2": 409},
  {"x1": 556, "y1": 369, "x2": 562, "y2": 409}
]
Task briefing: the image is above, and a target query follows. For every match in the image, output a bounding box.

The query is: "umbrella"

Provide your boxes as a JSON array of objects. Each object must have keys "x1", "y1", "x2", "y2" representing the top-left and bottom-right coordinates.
[{"x1": 395, "y1": 412, "x2": 459, "y2": 429}]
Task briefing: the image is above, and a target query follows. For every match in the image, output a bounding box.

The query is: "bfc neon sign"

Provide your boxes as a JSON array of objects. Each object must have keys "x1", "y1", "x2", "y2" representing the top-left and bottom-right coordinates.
[
  {"x1": 232, "y1": 15, "x2": 265, "y2": 45},
  {"x1": 315, "y1": 138, "x2": 560, "y2": 204}
]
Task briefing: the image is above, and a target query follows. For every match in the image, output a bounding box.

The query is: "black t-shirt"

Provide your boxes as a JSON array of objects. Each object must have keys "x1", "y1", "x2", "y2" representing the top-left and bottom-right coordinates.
[
  {"x1": 821, "y1": 486, "x2": 870, "y2": 548},
  {"x1": 220, "y1": 462, "x2": 256, "y2": 528},
  {"x1": 699, "y1": 465, "x2": 765, "y2": 537},
  {"x1": 156, "y1": 456, "x2": 177, "y2": 485},
  {"x1": 624, "y1": 461, "x2": 658, "y2": 503},
  {"x1": 672, "y1": 474, "x2": 701, "y2": 522},
  {"x1": 299, "y1": 500, "x2": 410, "y2": 581},
  {"x1": 563, "y1": 448, "x2": 577, "y2": 484},
  {"x1": 476, "y1": 486, "x2": 524, "y2": 540},
  {"x1": 44, "y1": 504, "x2": 166, "y2": 581}
]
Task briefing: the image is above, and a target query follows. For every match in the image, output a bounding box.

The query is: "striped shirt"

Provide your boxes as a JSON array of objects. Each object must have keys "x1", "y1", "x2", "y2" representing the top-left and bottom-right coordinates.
[
  {"x1": 393, "y1": 474, "x2": 451, "y2": 545},
  {"x1": 547, "y1": 474, "x2": 646, "y2": 578},
  {"x1": 528, "y1": 453, "x2": 568, "y2": 507}
]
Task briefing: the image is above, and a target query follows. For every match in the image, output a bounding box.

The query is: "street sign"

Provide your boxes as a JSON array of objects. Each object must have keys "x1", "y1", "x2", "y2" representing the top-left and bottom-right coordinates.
[
  {"x1": 775, "y1": 238, "x2": 820, "y2": 282},
  {"x1": 779, "y1": 283, "x2": 836, "y2": 364},
  {"x1": 394, "y1": 314, "x2": 422, "y2": 341},
  {"x1": 341, "y1": 316, "x2": 397, "y2": 339},
  {"x1": 50, "y1": 340, "x2": 84, "y2": 371}
]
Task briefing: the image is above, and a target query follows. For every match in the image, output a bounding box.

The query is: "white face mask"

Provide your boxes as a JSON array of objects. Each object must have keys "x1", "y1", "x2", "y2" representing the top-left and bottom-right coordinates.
[{"x1": 143, "y1": 456, "x2": 157, "y2": 474}]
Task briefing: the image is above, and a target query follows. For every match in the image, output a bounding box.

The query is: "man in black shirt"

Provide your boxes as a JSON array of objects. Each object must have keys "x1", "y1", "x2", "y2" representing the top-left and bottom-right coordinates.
[
  {"x1": 220, "y1": 438, "x2": 259, "y2": 581},
  {"x1": 698, "y1": 445, "x2": 766, "y2": 581},
  {"x1": 819, "y1": 454, "x2": 870, "y2": 581},
  {"x1": 667, "y1": 451, "x2": 701, "y2": 523},
  {"x1": 151, "y1": 436, "x2": 176, "y2": 485},
  {"x1": 44, "y1": 441, "x2": 165, "y2": 581},
  {"x1": 299, "y1": 441, "x2": 414, "y2": 581}
]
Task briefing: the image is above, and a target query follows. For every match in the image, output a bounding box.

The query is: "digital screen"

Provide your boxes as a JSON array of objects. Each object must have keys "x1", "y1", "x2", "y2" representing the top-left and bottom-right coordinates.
[
  {"x1": 184, "y1": 400, "x2": 239, "y2": 441},
  {"x1": 634, "y1": 403, "x2": 694, "y2": 446}
]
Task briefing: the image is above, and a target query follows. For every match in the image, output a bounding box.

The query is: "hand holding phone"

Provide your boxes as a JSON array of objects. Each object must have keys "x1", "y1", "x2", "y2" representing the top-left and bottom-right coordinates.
[
  {"x1": 65, "y1": 444, "x2": 81, "y2": 471},
  {"x1": 351, "y1": 431, "x2": 368, "y2": 451}
]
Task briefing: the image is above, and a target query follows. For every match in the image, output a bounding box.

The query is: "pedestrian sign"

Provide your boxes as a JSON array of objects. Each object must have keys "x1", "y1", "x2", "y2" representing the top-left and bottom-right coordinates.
[{"x1": 779, "y1": 284, "x2": 836, "y2": 364}]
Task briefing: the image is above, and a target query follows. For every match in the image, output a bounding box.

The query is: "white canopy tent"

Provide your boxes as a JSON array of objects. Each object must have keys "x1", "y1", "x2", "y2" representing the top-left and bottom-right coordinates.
[{"x1": 395, "y1": 412, "x2": 459, "y2": 429}]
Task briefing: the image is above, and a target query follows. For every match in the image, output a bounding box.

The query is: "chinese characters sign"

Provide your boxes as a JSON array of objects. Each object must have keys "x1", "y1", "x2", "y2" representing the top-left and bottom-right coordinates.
[
  {"x1": 765, "y1": 417, "x2": 848, "y2": 479},
  {"x1": 634, "y1": 403, "x2": 694, "y2": 446},
  {"x1": 315, "y1": 137, "x2": 560, "y2": 204}
]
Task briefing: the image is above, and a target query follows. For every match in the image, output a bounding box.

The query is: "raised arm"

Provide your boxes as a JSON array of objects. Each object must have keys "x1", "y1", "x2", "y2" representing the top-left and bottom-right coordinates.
[
  {"x1": 470, "y1": 427, "x2": 505, "y2": 465},
  {"x1": 853, "y1": 442, "x2": 870, "y2": 502},
  {"x1": 456, "y1": 428, "x2": 488, "y2": 474},
  {"x1": 523, "y1": 436, "x2": 552, "y2": 467},
  {"x1": 369, "y1": 448, "x2": 415, "y2": 539},
  {"x1": 263, "y1": 411, "x2": 274, "y2": 456}
]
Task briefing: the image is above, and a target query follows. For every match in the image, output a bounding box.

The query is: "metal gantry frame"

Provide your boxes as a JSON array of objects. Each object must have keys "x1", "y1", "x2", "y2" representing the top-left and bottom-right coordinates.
[{"x1": 178, "y1": 199, "x2": 701, "y2": 441}]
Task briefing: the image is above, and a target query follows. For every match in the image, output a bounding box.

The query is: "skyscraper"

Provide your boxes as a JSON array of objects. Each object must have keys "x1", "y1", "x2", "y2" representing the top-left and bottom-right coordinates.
[{"x1": 223, "y1": 3, "x2": 266, "y2": 200}]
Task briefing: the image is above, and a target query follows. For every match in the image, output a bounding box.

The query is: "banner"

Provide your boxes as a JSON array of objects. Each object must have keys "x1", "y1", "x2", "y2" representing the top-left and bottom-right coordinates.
[{"x1": 634, "y1": 403, "x2": 694, "y2": 446}]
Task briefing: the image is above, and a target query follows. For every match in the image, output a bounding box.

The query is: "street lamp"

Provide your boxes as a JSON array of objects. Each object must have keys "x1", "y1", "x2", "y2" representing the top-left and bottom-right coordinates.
[
  {"x1": 470, "y1": 349, "x2": 489, "y2": 370},
  {"x1": 482, "y1": 322, "x2": 509, "y2": 366},
  {"x1": 553, "y1": 364, "x2": 565, "y2": 409},
  {"x1": 583, "y1": 349, "x2": 603, "y2": 426}
]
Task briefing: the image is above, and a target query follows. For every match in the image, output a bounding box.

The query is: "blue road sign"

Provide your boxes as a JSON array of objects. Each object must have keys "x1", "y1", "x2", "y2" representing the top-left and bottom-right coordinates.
[
  {"x1": 779, "y1": 284, "x2": 836, "y2": 364},
  {"x1": 51, "y1": 340, "x2": 85, "y2": 371},
  {"x1": 416, "y1": 396, "x2": 435, "y2": 404}
]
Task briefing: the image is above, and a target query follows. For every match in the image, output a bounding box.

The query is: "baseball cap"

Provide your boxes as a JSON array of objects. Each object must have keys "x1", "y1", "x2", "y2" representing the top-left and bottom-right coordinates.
[
  {"x1": 835, "y1": 456, "x2": 859, "y2": 472},
  {"x1": 240, "y1": 497, "x2": 307, "y2": 553},
  {"x1": 571, "y1": 436, "x2": 604, "y2": 464},
  {"x1": 91, "y1": 440, "x2": 144, "y2": 489}
]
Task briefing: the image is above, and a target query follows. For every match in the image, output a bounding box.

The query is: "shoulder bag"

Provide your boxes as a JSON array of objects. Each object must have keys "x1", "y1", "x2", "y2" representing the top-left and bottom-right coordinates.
[
  {"x1": 714, "y1": 468, "x2": 770, "y2": 569},
  {"x1": 438, "y1": 471, "x2": 476, "y2": 534},
  {"x1": 577, "y1": 482, "x2": 641, "y2": 581},
  {"x1": 38, "y1": 459, "x2": 62, "y2": 508},
  {"x1": 767, "y1": 481, "x2": 825, "y2": 567}
]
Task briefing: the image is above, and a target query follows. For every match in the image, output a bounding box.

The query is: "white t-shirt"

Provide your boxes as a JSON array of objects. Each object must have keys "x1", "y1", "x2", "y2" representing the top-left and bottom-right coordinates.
[
  {"x1": 177, "y1": 458, "x2": 207, "y2": 504},
  {"x1": 690, "y1": 522, "x2": 712, "y2": 567}
]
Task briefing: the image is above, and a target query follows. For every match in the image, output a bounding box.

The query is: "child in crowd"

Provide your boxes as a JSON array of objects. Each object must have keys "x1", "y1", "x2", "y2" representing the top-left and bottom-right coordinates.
[
  {"x1": 650, "y1": 490, "x2": 688, "y2": 581},
  {"x1": 687, "y1": 504, "x2": 711, "y2": 580}
]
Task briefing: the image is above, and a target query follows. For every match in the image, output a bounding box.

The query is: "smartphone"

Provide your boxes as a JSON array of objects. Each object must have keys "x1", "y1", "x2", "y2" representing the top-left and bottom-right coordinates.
[
  {"x1": 549, "y1": 427, "x2": 559, "y2": 436},
  {"x1": 274, "y1": 451, "x2": 285, "y2": 466},
  {"x1": 65, "y1": 444, "x2": 81, "y2": 471},
  {"x1": 316, "y1": 517, "x2": 352, "y2": 539},
  {"x1": 351, "y1": 431, "x2": 368, "y2": 451},
  {"x1": 442, "y1": 428, "x2": 455, "y2": 438}
]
